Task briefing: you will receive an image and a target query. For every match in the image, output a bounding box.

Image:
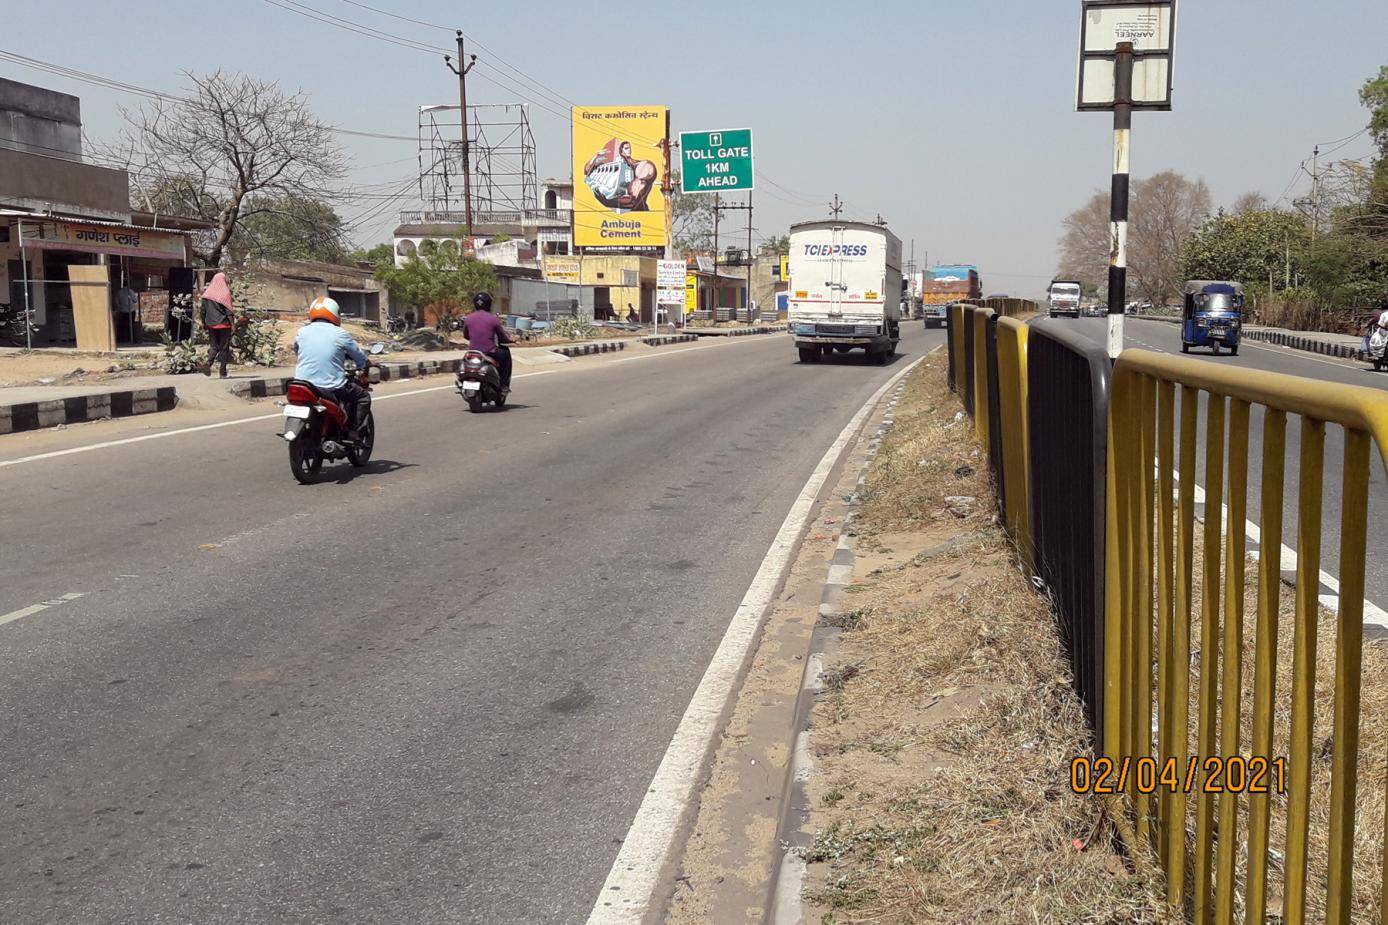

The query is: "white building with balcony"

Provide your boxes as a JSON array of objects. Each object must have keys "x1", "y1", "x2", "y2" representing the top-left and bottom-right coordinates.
[{"x1": 392, "y1": 178, "x2": 573, "y2": 268}]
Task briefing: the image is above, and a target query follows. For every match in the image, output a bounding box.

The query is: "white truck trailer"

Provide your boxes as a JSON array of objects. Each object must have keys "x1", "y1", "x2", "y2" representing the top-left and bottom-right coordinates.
[{"x1": 787, "y1": 221, "x2": 902, "y2": 364}]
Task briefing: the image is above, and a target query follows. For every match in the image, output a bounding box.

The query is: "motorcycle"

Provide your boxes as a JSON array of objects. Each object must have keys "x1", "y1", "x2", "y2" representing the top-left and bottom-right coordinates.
[
  {"x1": 454, "y1": 348, "x2": 508, "y2": 412},
  {"x1": 281, "y1": 343, "x2": 384, "y2": 484},
  {"x1": 1369, "y1": 326, "x2": 1388, "y2": 372}
]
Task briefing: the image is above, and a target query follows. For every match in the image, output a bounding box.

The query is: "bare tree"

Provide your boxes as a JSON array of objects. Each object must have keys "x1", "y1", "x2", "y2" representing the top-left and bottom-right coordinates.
[
  {"x1": 114, "y1": 71, "x2": 346, "y2": 268},
  {"x1": 1231, "y1": 191, "x2": 1268, "y2": 214},
  {"x1": 1058, "y1": 190, "x2": 1111, "y2": 294},
  {"x1": 1129, "y1": 171, "x2": 1212, "y2": 306},
  {"x1": 1057, "y1": 170, "x2": 1212, "y2": 306}
]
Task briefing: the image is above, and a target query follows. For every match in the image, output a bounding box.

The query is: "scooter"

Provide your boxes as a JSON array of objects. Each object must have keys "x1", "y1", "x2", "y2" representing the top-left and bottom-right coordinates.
[
  {"x1": 1368, "y1": 326, "x2": 1388, "y2": 372},
  {"x1": 455, "y1": 348, "x2": 508, "y2": 412},
  {"x1": 281, "y1": 343, "x2": 384, "y2": 484}
]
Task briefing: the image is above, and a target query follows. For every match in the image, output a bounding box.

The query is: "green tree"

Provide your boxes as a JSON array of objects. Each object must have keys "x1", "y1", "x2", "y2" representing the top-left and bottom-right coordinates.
[
  {"x1": 375, "y1": 244, "x2": 496, "y2": 318},
  {"x1": 1179, "y1": 209, "x2": 1310, "y2": 291},
  {"x1": 764, "y1": 234, "x2": 790, "y2": 255},
  {"x1": 349, "y1": 242, "x2": 396, "y2": 269},
  {"x1": 235, "y1": 194, "x2": 349, "y2": 264}
]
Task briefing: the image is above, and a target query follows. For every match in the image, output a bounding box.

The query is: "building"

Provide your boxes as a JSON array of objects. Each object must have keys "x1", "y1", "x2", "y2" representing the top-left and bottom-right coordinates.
[
  {"x1": 249, "y1": 258, "x2": 389, "y2": 323},
  {"x1": 391, "y1": 178, "x2": 573, "y2": 268},
  {"x1": 0, "y1": 78, "x2": 202, "y2": 350}
]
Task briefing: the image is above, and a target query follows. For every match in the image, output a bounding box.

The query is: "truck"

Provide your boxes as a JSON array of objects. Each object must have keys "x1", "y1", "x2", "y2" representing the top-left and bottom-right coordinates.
[
  {"x1": 1048, "y1": 279, "x2": 1083, "y2": 318},
  {"x1": 920, "y1": 265, "x2": 982, "y2": 328},
  {"x1": 788, "y1": 220, "x2": 902, "y2": 364}
]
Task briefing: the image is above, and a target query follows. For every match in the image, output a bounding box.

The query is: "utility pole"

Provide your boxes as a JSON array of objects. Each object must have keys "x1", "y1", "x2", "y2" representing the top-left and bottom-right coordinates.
[
  {"x1": 829, "y1": 194, "x2": 843, "y2": 219},
  {"x1": 444, "y1": 31, "x2": 477, "y2": 240},
  {"x1": 1105, "y1": 41, "x2": 1134, "y2": 361},
  {"x1": 745, "y1": 190, "x2": 753, "y2": 321}
]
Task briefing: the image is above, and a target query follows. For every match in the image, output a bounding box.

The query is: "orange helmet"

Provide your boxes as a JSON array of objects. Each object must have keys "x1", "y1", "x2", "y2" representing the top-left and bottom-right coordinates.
[{"x1": 308, "y1": 296, "x2": 341, "y2": 325}]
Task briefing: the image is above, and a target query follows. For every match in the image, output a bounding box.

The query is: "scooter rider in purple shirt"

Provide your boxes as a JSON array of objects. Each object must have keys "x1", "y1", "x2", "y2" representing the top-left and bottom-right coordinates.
[{"x1": 462, "y1": 291, "x2": 514, "y2": 392}]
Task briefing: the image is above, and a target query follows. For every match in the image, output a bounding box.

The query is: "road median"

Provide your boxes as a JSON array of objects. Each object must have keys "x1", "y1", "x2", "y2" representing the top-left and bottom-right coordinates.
[{"x1": 792, "y1": 352, "x2": 1162, "y2": 922}]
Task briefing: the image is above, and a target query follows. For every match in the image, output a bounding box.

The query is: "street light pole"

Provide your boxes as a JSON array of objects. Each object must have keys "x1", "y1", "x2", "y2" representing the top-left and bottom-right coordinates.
[{"x1": 1106, "y1": 40, "x2": 1133, "y2": 360}]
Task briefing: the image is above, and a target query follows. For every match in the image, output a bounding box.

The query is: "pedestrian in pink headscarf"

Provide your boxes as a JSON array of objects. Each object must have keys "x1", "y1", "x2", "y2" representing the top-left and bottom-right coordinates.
[{"x1": 199, "y1": 272, "x2": 235, "y2": 378}]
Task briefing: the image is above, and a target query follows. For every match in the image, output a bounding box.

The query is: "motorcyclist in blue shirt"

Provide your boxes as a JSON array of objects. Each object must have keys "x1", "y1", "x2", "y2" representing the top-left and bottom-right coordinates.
[{"x1": 293, "y1": 296, "x2": 371, "y2": 440}]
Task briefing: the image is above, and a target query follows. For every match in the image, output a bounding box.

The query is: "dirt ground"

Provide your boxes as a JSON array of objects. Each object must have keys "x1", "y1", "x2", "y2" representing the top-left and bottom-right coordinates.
[
  {"x1": 800, "y1": 352, "x2": 1167, "y2": 924},
  {"x1": 0, "y1": 349, "x2": 164, "y2": 388}
]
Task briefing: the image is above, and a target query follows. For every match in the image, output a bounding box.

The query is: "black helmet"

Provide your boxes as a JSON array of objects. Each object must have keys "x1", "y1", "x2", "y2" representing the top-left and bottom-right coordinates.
[{"x1": 472, "y1": 291, "x2": 493, "y2": 311}]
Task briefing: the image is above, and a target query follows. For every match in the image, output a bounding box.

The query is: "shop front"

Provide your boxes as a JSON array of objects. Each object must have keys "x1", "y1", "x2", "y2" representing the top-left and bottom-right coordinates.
[{"x1": 1, "y1": 213, "x2": 192, "y2": 350}]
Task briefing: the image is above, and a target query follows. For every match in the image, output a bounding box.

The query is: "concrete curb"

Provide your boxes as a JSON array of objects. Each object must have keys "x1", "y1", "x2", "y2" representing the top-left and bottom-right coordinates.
[
  {"x1": 0, "y1": 386, "x2": 178, "y2": 435},
  {"x1": 1132, "y1": 313, "x2": 1367, "y2": 362},
  {"x1": 550, "y1": 340, "x2": 628, "y2": 357},
  {"x1": 1241, "y1": 328, "x2": 1366, "y2": 361},
  {"x1": 640, "y1": 333, "x2": 697, "y2": 347},
  {"x1": 771, "y1": 376, "x2": 911, "y2": 925}
]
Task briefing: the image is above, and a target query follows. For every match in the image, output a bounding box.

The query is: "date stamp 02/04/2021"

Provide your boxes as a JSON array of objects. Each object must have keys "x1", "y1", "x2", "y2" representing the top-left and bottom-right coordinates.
[{"x1": 1070, "y1": 756, "x2": 1288, "y2": 796}]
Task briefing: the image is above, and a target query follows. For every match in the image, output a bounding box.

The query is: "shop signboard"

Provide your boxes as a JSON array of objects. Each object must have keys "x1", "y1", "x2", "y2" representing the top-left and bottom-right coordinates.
[
  {"x1": 685, "y1": 273, "x2": 698, "y2": 313},
  {"x1": 19, "y1": 219, "x2": 187, "y2": 261},
  {"x1": 572, "y1": 105, "x2": 669, "y2": 252},
  {"x1": 544, "y1": 255, "x2": 582, "y2": 283}
]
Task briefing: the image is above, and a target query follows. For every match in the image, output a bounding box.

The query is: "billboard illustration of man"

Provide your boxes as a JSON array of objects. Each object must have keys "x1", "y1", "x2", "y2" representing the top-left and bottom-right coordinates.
[{"x1": 583, "y1": 138, "x2": 659, "y2": 212}]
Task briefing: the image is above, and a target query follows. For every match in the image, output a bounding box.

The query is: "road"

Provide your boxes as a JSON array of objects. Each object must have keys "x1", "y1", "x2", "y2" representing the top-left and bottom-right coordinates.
[
  {"x1": 1067, "y1": 317, "x2": 1388, "y2": 624},
  {"x1": 0, "y1": 327, "x2": 940, "y2": 924}
]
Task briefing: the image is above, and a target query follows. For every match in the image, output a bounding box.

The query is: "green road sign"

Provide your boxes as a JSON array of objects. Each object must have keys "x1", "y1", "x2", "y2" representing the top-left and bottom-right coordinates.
[{"x1": 679, "y1": 128, "x2": 754, "y2": 193}]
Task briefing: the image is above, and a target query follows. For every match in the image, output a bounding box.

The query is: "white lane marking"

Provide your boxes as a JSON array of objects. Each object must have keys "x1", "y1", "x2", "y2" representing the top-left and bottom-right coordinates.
[
  {"x1": 0, "y1": 592, "x2": 86, "y2": 628},
  {"x1": 1172, "y1": 472, "x2": 1388, "y2": 629},
  {"x1": 586, "y1": 356, "x2": 924, "y2": 923},
  {"x1": 0, "y1": 371, "x2": 555, "y2": 469},
  {"x1": 0, "y1": 334, "x2": 794, "y2": 468}
]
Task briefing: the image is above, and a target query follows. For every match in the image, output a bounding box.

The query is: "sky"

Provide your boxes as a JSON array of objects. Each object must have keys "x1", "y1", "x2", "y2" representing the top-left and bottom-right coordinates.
[{"x1": 5, "y1": 0, "x2": 1386, "y2": 298}]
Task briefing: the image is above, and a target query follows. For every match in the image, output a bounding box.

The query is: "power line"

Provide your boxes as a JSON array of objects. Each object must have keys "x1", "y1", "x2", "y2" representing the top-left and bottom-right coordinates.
[{"x1": 260, "y1": 0, "x2": 448, "y2": 54}]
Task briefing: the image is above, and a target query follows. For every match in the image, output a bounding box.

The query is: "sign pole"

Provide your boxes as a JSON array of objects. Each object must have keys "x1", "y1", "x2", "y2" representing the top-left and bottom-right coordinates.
[{"x1": 1106, "y1": 40, "x2": 1133, "y2": 360}]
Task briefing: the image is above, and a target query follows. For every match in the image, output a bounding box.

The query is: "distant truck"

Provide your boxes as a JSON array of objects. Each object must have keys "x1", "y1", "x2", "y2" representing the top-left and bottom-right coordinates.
[
  {"x1": 1048, "y1": 280, "x2": 1083, "y2": 318},
  {"x1": 788, "y1": 220, "x2": 902, "y2": 364},
  {"x1": 920, "y1": 265, "x2": 982, "y2": 328}
]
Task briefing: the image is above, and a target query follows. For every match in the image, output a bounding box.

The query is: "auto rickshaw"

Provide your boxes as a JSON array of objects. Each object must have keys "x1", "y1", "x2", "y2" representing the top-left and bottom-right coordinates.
[{"x1": 1181, "y1": 280, "x2": 1244, "y2": 355}]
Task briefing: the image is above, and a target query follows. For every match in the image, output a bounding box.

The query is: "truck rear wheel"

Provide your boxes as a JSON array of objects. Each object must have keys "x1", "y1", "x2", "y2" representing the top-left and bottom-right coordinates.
[{"x1": 798, "y1": 347, "x2": 818, "y2": 364}]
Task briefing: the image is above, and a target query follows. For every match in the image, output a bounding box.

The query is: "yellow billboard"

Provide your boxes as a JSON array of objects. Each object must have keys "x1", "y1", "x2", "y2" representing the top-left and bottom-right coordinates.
[{"x1": 572, "y1": 106, "x2": 668, "y2": 252}]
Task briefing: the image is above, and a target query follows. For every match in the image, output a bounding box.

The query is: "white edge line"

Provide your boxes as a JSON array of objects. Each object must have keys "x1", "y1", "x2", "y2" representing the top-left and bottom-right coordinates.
[
  {"x1": 585, "y1": 357, "x2": 924, "y2": 923},
  {"x1": 1170, "y1": 471, "x2": 1388, "y2": 628}
]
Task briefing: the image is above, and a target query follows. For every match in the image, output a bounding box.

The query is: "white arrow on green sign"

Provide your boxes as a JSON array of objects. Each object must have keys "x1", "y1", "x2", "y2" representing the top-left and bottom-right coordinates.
[{"x1": 679, "y1": 128, "x2": 754, "y2": 193}]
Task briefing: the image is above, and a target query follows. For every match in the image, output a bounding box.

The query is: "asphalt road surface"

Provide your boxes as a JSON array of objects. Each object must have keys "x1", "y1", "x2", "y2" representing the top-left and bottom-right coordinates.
[
  {"x1": 0, "y1": 327, "x2": 940, "y2": 924},
  {"x1": 1066, "y1": 317, "x2": 1388, "y2": 623}
]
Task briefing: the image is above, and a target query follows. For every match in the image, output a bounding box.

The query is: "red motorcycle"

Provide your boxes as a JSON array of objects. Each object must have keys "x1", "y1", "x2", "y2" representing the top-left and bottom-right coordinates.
[{"x1": 281, "y1": 343, "x2": 383, "y2": 483}]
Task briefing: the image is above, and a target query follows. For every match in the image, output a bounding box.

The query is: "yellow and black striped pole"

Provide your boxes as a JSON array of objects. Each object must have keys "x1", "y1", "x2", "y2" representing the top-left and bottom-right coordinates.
[{"x1": 1106, "y1": 41, "x2": 1134, "y2": 360}]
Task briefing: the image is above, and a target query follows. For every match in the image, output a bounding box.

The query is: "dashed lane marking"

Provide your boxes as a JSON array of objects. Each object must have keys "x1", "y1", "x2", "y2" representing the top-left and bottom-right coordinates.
[{"x1": 0, "y1": 592, "x2": 87, "y2": 629}]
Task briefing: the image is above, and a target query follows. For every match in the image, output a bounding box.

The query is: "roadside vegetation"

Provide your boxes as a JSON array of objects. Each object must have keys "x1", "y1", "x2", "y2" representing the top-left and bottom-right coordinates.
[
  {"x1": 803, "y1": 351, "x2": 1388, "y2": 922},
  {"x1": 801, "y1": 353, "x2": 1166, "y2": 923}
]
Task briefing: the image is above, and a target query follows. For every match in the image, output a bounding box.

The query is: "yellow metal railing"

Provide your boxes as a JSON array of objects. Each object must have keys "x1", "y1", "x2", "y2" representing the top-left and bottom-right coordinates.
[
  {"x1": 948, "y1": 302, "x2": 967, "y2": 394},
  {"x1": 994, "y1": 316, "x2": 1030, "y2": 559},
  {"x1": 1105, "y1": 348, "x2": 1388, "y2": 923},
  {"x1": 970, "y1": 306, "x2": 994, "y2": 448}
]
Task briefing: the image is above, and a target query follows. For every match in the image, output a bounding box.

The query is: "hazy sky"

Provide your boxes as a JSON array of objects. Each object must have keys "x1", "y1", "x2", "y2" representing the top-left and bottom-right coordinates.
[{"x1": 6, "y1": 0, "x2": 1386, "y2": 297}]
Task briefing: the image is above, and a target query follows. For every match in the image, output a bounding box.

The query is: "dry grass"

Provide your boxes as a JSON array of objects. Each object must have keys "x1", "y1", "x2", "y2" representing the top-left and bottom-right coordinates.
[
  {"x1": 803, "y1": 352, "x2": 1168, "y2": 924},
  {"x1": 1147, "y1": 513, "x2": 1388, "y2": 920}
]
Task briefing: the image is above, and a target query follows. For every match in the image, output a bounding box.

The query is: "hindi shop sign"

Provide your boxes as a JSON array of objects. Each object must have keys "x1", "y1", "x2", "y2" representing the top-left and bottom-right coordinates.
[{"x1": 679, "y1": 129, "x2": 754, "y2": 194}]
